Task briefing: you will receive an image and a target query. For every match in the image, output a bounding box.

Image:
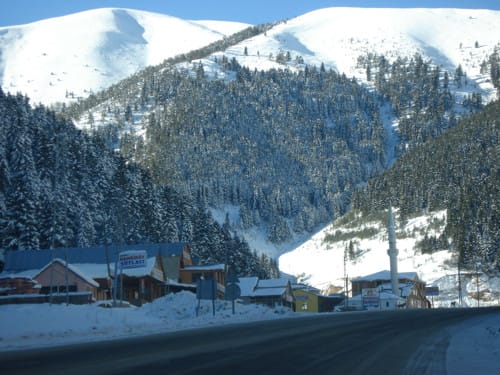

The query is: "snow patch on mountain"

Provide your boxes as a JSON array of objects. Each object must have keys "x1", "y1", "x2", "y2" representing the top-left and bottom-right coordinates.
[{"x1": 0, "y1": 8, "x2": 249, "y2": 105}]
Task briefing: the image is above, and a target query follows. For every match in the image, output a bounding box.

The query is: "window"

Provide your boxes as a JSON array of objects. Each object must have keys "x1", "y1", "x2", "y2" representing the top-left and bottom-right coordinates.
[
  {"x1": 191, "y1": 273, "x2": 202, "y2": 283},
  {"x1": 40, "y1": 285, "x2": 77, "y2": 294},
  {"x1": 58, "y1": 285, "x2": 77, "y2": 293}
]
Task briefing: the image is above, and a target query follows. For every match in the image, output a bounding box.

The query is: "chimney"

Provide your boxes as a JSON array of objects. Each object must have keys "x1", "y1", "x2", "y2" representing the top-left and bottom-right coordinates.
[{"x1": 387, "y1": 204, "x2": 399, "y2": 296}]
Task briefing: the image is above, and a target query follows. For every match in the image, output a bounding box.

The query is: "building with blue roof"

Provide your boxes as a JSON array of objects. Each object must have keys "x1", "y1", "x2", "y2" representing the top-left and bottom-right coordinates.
[{"x1": 0, "y1": 242, "x2": 218, "y2": 306}]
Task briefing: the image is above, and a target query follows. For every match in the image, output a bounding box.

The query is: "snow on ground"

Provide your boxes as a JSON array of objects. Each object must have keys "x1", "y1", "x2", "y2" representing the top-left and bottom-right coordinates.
[
  {"x1": 279, "y1": 210, "x2": 450, "y2": 290},
  {"x1": 0, "y1": 292, "x2": 498, "y2": 373},
  {"x1": 446, "y1": 312, "x2": 500, "y2": 373},
  {"x1": 0, "y1": 291, "x2": 295, "y2": 352}
]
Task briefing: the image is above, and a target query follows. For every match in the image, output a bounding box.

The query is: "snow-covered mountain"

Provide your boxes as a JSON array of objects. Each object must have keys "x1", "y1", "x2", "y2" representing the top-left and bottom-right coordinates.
[
  {"x1": 0, "y1": 8, "x2": 249, "y2": 104},
  {"x1": 2, "y1": 7, "x2": 499, "y2": 105},
  {"x1": 203, "y1": 8, "x2": 500, "y2": 303},
  {"x1": 195, "y1": 7, "x2": 500, "y2": 101}
]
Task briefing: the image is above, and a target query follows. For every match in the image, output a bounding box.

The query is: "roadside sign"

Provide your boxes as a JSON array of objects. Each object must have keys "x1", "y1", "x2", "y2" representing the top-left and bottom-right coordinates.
[
  {"x1": 425, "y1": 286, "x2": 440, "y2": 296},
  {"x1": 119, "y1": 250, "x2": 147, "y2": 269},
  {"x1": 196, "y1": 278, "x2": 217, "y2": 317},
  {"x1": 362, "y1": 288, "x2": 380, "y2": 307},
  {"x1": 363, "y1": 296, "x2": 380, "y2": 307},
  {"x1": 196, "y1": 279, "x2": 217, "y2": 300},
  {"x1": 225, "y1": 283, "x2": 241, "y2": 301}
]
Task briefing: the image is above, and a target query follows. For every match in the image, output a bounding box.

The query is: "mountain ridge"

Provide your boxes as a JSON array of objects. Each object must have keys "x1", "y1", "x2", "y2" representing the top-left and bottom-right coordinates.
[
  {"x1": 1, "y1": 7, "x2": 499, "y2": 105},
  {"x1": 0, "y1": 7, "x2": 249, "y2": 104},
  {"x1": 209, "y1": 7, "x2": 499, "y2": 99}
]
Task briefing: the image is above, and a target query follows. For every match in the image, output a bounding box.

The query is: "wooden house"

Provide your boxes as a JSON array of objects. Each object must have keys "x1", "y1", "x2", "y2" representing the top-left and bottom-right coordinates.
[
  {"x1": 33, "y1": 258, "x2": 99, "y2": 301},
  {"x1": 0, "y1": 275, "x2": 40, "y2": 295},
  {"x1": 239, "y1": 277, "x2": 295, "y2": 309},
  {"x1": 1, "y1": 243, "x2": 196, "y2": 306},
  {"x1": 181, "y1": 264, "x2": 225, "y2": 290}
]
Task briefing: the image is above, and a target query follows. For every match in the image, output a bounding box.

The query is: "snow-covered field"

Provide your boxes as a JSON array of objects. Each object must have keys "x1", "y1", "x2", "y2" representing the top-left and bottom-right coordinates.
[{"x1": 0, "y1": 292, "x2": 498, "y2": 374}]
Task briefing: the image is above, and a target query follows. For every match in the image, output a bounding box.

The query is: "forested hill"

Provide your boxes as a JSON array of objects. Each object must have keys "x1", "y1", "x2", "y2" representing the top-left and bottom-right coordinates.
[
  {"x1": 352, "y1": 99, "x2": 499, "y2": 273},
  {"x1": 65, "y1": 49, "x2": 471, "y2": 246},
  {"x1": 0, "y1": 88, "x2": 277, "y2": 277},
  {"x1": 68, "y1": 64, "x2": 389, "y2": 243}
]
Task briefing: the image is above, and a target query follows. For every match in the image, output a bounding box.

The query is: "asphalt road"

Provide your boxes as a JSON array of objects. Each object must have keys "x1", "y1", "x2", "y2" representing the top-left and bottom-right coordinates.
[{"x1": 1, "y1": 307, "x2": 498, "y2": 375}]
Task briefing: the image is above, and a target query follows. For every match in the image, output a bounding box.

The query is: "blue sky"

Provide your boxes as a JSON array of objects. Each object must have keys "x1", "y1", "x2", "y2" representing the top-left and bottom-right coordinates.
[{"x1": 1, "y1": 0, "x2": 499, "y2": 27}]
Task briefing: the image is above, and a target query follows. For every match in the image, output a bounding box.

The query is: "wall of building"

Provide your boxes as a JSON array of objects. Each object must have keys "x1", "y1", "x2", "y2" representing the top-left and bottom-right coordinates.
[
  {"x1": 294, "y1": 290, "x2": 319, "y2": 312},
  {"x1": 34, "y1": 262, "x2": 97, "y2": 299},
  {"x1": 0, "y1": 277, "x2": 39, "y2": 295}
]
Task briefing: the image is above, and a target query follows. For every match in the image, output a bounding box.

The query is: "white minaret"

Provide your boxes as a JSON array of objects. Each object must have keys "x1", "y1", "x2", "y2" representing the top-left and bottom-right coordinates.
[{"x1": 387, "y1": 204, "x2": 399, "y2": 296}]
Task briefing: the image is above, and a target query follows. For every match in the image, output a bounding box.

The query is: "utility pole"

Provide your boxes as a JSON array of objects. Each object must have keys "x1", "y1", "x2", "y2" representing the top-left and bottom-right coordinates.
[
  {"x1": 64, "y1": 249, "x2": 69, "y2": 306},
  {"x1": 49, "y1": 248, "x2": 54, "y2": 306},
  {"x1": 457, "y1": 259, "x2": 463, "y2": 307},
  {"x1": 344, "y1": 243, "x2": 349, "y2": 309},
  {"x1": 475, "y1": 259, "x2": 480, "y2": 308}
]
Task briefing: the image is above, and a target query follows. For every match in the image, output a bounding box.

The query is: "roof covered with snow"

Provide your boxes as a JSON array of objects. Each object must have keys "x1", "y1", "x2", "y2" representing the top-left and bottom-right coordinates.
[
  {"x1": 352, "y1": 270, "x2": 420, "y2": 282},
  {"x1": 183, "y1": 264, "x2": 225, "y2": 271},
  {"x1": 3, "y1": 243, "x2": 187, "y2": 272},
  {"x1": 32, "y1": 258, "x2": 99, "y2": 288},
  {"x1": 237, "y1": 277, "x2": 294, "y2": 298},
  {"x1": 0, "y1": 243, "x2": 185, "y2": 283},
  {"x1": 256, "y1": 278, "x2": 292, "y2": 288},
  {"x1": 238, "y1": 277, "x2": 259, "y2": 297}
]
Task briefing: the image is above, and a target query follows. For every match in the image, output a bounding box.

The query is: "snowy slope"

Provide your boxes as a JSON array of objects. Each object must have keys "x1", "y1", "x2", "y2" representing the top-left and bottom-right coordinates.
[
  {"x1": 278, "y1": 209, "x2": 500, "y2": 307},
  {"x1": 212, "y1": 205, "x2": 499, "y2": 307},
  {"x1": 200, "y1": 8, "x2": 500, "y2": 101},
  {"x1": 2, "y1": 7, "x2": 499, "y2": 105},
  {"x1": 0, "y1": 8, "x2": 249, "y2": 104}
]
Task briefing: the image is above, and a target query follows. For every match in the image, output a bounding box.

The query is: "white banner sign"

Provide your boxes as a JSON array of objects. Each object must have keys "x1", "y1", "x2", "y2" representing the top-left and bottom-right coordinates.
[{"x1": 119, "y1": 250, "x2": 147, "y2": 269}]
